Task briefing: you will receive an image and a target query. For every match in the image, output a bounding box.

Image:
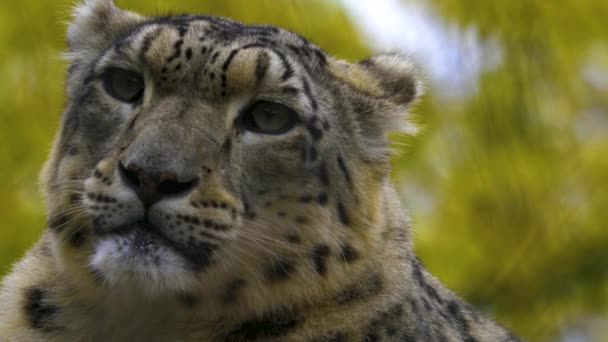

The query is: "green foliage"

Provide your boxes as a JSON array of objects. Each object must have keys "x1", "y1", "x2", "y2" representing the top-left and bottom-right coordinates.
[
  {"x1": 1, "y1": 0, "x2": 606, "y2": 340},
  {"x1": 394, "y1": 0, "x2": 608, "y2": 340}
]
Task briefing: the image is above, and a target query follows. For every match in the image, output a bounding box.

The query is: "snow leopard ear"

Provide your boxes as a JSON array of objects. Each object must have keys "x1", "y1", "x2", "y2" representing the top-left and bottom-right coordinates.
[
  {"x1": 329, "y1": 52, "x2": 423, "y2": 137},
  {"x1": 67, "y1": 0, "x2": 144, "y2": 55}
]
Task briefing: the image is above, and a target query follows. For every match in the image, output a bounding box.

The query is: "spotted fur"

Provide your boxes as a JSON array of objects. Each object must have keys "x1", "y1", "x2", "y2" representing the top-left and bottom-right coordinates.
[{"x1": 0, "y1": 0, "x2": 520, "y2": 341}]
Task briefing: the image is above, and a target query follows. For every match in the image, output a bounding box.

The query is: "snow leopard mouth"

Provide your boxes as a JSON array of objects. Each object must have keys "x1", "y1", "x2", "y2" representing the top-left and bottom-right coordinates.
[{"x1": 96, "y1": 221, "x2": 218, "y2": 269}]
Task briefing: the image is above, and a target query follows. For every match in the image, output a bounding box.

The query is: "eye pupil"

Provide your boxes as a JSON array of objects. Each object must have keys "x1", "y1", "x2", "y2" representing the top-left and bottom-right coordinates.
[
  {"x1": 240, "y1": 101, "x2": 297, "y2": 135},
  {"x1": 103, "y1": 68, "x2": 144, "y2": 103}
]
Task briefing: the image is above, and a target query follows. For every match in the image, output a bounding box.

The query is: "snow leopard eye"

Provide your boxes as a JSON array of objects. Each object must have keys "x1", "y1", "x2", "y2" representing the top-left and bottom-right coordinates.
[
  {"x1": 102, "y1": 67, "x2": 144, "y2": 103},
  {"x1": 238, "y1": 101, "x2": 299, "y2": 135}
]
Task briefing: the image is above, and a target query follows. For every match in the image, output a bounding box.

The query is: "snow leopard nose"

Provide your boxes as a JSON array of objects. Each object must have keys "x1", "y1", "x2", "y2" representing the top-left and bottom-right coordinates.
[
  {"x1": 117, "y1": 122, "x2": 218, "y2": 206},
  {"x1": 119, "y1": 162, "x2": 199, "y2": 206}
]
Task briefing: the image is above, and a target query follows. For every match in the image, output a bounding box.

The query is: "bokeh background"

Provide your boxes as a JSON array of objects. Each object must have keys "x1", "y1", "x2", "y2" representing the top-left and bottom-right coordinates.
[{"x1": 1, "y1": 0, "x2": 607, "y2": 340}]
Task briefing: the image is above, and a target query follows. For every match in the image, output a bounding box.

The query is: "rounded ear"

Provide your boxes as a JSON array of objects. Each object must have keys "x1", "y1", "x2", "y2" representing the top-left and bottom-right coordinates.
[
  {"x1": 358, "y1": 53, "x2": 423, "y2": 106},
  {"x1": 328, "y1": 52, "x2": 423, "y2": 146},
  {"x1": 67, "y1": 0, "x2": 144, "y2": 55},
  {"x1": 328, "y1": 52, "x2": 423, "y2": 107}
]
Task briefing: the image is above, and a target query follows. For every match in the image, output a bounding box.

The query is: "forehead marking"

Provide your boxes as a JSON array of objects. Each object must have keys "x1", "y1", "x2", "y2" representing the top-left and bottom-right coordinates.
[{"x1": 301, "y1": 77, "x2": 319, "y2": 112}]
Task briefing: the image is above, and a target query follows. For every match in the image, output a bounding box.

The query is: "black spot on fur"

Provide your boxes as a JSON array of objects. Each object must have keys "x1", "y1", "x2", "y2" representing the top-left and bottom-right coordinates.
[
  {"x1": 180, "y1": 47, "x2": 191, "y2": 61},
  {"x1": 363, "y1": 324, "x2": 380, "y2": 342},
  {"x1": 308, "y1": 145, "x2": 318, "y2": 162},
  {"x1": 322, "y1": 119, "x2": 330, "y2": 131},
  {"x1": 139, "y1": 29, "x2": 160, "y2": 58},
  {"x1": 24, "y1": 287, "x2": 60, "y2": 331},
  {"x1": 312, "y1": 244, "x2": 331, "y2": 276},
  {"x1": 267, "y1": 258, "x2": 296, "y2": 282},
  {"x1": 306, "y1": 118, "x2": 323, "y2": 140},
  {"x1": 167, "y1": 39, "x2": 184, "y2": 63},
  {"x1": 183, "y1": 241, "x2": 218, "y2": 270},
  {"x1": 286, "y1": 233, "x2": 301, "y2": 244},
  {"x1": 274, "y1": 50, "x2": 294, "y2": 81},
  {"x1": 211, "y1": 51, "x2": 220, "y2": 64},
  {"x1": 69, "y1": 228, "x2": 87, "y2": 247},
  {"x1": 243, "y1": 199, "x2": 257, "y2": 219},
  {"x1": 318, "y1": 192, "x2": 328, "y2": 205},
  {"x1": 336, "y1": 202, "x2": 350, "y2": 226},
  {"x1": 66, "y1": 145, "x2": 79, "y2": 156},
  {"x1": 412, "y1": 257, "x2": 444, "y2": 305},
  {"x1": 448, "y1": 301, "x2": 478, "y2": 342},
  {"x1": 178, "y1": 25, "x2": 188, "y2": 37},
  {"x1": 48, "y1": 213, "x2": 69, "y2": 233},
  {"x1": 178, "y1": 293, "x2": 200, "y2": 308},
  {"x1": 222, "y1": 138, "x2": 232, "y2": 154},
  {"x1": 336, "y1": 154, "x2": 352, "y2": 184},
  {"x1": 255, "y1": 52, "x2": 270, "y2": 84},
  {"x1": 363, "y1": 303, "x2": 405, "y2": 342},
  {"x1": 223, "y1": 278, "x2": 247, "y2": 304},
  {"x1": 241, "y1": 42, "x2": 268, "y2": 50},
  {"x1": 302, "y1": 77, "x2": 319, "y2": 111},
  {"x1": 286, "y1": 44, "x2": 302, "y2": 56},
  {"x1": 222, "y1": 48, "x2": 241, "y2": 72},
  {"x1": 93, "y1": 169, "x2": 103, "y2": 179},
  {"x1": 282, "y1": 86, "x2": 299, "y2": 94},
  {"x1": 319, "y1": 162, "x2": 329, "y2": 186},
  {"x1": 336, "y1": 273, "x2": 384, "y2": 305},
  {"x1": 223, "y1": 308, "x2": 301, "y2": 341},
  {"x1": 338, "y1": 243, "x2": 359, "y2": 263},
  {"x1": 314, "y1": 49, "x2": 327, "y2": 65}
]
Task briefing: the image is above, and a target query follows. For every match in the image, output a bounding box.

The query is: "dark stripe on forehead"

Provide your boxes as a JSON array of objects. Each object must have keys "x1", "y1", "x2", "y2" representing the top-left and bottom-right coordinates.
[
  {"x1": 139, "y1": 27, "x2": 163, "y2": 63},
  {"x1": 242, "y1": 42, "x2": 269, "y2": 50},
  {"x1": 125, "y1": 14, "x2": 280, "y2": 47},
  {"x1": 301, "y1": 77, "x2": 319, "y2": 112},
  {"x1": 167, "y1": 39, "x2": 184, "y2": 63},
  {"x1": 274, "y1": 50, "x2": 294, "y2": 81},
  {"x1": 256, "y1": 52, "x2": 271, "y2": 84},
  {"x1": 222, "y1": 48, "x2": 241, "y2": 72},
  {"x1": 313, "y1": 48, "x2": 328, "y2": 65},
  {"x1": 177, "y1": 24, "x2": 189, "y2": 37},
  {"x1": 241, "y1": 44, "x2": 296, "y2": 83},
  {"x1": 104, "y1": 12, "x2": 283, "y2": 61},
  {"x1": 84, "y1": 20, "x2": 192, "y2": 79}
]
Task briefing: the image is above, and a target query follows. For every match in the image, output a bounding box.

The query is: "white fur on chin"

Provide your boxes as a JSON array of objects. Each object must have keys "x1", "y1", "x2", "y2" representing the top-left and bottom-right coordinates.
[{"x1": 90, "y1": 234, "x2": 198, "y2": 296}]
